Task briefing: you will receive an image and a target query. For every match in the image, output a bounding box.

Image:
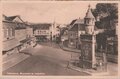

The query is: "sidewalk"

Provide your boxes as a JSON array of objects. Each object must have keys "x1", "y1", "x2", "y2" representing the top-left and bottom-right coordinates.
[
  {"x1": 68, "y1": 62, "x2": 118, "y2": 76},
  {"x1": 2, "y1": 47, "x2": 33, "y2": 71},
  {"x1": 59, "y1": 43, "x2": 80, "y2": 53}
]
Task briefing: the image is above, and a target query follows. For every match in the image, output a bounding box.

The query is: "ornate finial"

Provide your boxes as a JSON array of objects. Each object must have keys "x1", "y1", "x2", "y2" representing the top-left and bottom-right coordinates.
[{"x1": 88, "y1": 4, "x2": 91, "y2": 8}]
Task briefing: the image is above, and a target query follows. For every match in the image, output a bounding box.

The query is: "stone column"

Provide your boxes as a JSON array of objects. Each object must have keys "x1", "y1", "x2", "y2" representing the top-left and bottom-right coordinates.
[{"x1": 92, "y1": 34, "x2": 96, "y2": 68}]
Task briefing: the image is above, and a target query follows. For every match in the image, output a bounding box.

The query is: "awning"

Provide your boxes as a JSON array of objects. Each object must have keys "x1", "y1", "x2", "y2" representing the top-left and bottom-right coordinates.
[{"x1": 3, "y1": 38, "x2": 20, "y2": 51}]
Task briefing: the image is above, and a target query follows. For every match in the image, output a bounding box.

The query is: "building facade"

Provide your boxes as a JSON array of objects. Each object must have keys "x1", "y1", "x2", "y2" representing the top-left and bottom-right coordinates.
[
  {"x1": 2, "y1": 15, "x2": 20, "y2": 56},
  {"x1": 33, "y1": 23, "x2": 52, "y2": 42},
  {"x1": 68, "y1": 19, "x2": 85, "y2": 48},
  {"x1": 2, "y1": 15, "x2": 35, "y2": 56}
]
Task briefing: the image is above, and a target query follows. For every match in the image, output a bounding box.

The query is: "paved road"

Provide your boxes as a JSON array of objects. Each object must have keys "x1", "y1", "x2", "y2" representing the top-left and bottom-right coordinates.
[{"x1": 3, "y1": 44, "x2": 89, "y2": 76}]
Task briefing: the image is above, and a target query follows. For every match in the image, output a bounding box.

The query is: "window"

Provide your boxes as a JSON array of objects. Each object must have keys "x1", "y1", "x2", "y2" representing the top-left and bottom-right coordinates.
[
  {"x1": 8, "y1": 28, "x2": 11, "y2": 37},
  {"x1": 3, "y1": 28, "x2": 7, "y2": 38},
  {"x1": 38, "y1": 30, "x2": 39, "y2": 34},
  {"x1": 6, "y1": 29, "x2": 9, "y2": 37},
  {"x1": 87, "y1": 20, "x2": 89, "y2": 24},
  {"x1": 12, "y1": 28, "x2": 15, "y2": 36},
  {"x1": 10, "y1": 28, "x2": 12, "y2": 37}
]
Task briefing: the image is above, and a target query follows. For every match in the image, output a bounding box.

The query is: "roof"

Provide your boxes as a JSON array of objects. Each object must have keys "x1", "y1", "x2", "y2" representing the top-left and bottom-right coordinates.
[
  {"x1": 84, "y1": 5, "x2": 95, "y2": 19},
  {"x1": 69, "y1": 19, "x2": 84, "y2": 30},
  {"x1": 33, "y1": 23, "x2": 51, "y2": 30},
  {"x1": 69, "y1": 24, "x2": 78, "y2": 31},
  {"x1": 69, "y1": 19, "x2": 77, "y2": 25},
  {"x1": 6, "y1": 16, "x2": 18, "y2": 21},
  {"x1": 74, "y1": 19, "x2": 84, "y2": 24},
  {"x1": 3, "y1": 15, "x2": 25, "y2": 23}
]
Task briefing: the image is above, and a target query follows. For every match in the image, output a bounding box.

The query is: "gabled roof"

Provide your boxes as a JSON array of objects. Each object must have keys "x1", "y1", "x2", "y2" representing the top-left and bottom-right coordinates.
[
  {"x1": 69, "y1": 19, "x2": 77, "y2": 26},
  {"x1": 69, "y1": 18, "x2": 84, "y2": 30},
  {"x1": 6, "y1": 16, "x2": 18, "y2": 21},
  {"x1": 3, "y1": 15, "x2": 24, "y2": 23}
]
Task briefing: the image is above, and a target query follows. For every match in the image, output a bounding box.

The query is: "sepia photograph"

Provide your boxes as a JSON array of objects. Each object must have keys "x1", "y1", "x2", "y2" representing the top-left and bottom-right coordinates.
[{"x1": 1, "y1": 1, "x2": 118, "y2": 76}]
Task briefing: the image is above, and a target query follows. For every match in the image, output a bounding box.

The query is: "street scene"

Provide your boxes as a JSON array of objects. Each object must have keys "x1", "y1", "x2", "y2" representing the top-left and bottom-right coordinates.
[{"x1": 2, "y1": 2, "x2": 118, "y2": 76}]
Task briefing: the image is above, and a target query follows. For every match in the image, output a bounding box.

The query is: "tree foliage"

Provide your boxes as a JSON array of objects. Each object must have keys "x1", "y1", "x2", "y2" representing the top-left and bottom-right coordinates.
[
  {"x1": 92, "y1": 3, "x2": 118, "y2": 19},
  {"x1": 93, "y1": 3, "x2": 118, "y2": 36}
]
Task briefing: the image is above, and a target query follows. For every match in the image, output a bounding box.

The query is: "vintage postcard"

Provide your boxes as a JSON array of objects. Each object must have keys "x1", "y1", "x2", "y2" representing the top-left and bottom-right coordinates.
[{"x1": 0, "y1": 0, "x2": 119, "y2": 78}]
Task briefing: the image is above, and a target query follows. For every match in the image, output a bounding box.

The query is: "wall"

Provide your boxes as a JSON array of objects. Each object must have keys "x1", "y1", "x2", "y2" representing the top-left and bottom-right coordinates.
[
  {"x1": 15, "y1": 29, "x2": 27, "y2": 41},
  {"x1": 68, "y1": 31, "x2": 78, "y2": 39},
  {"x1": 34, "y1": 29, "x2": 50, "y2": 36},
  {"x1": 3, "y1": 22, "x2": 15, "y2": 41},
  {"x1": 26, "y1": 27, "x2": 33, "y2": 38},
  {"x1": 2, "y1": 21, "x2": 19, "y2": 55}
]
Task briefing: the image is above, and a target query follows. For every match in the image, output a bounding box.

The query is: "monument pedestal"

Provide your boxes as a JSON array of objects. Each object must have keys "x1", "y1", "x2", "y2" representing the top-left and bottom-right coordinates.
[
  {"x1": 79, "y1": 34, "x2": 107, "y2": 72},
  {"x1": 79, "y1": 34, "x2": 96, "y2": 69}
]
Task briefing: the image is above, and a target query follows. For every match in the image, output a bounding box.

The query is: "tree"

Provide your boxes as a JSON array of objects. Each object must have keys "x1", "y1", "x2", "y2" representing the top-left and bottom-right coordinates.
[
  {"x1": 92, "y1": 3, "x2": 118, "y2": 19},
  {"x1": 92, "y1": 3, "x2": 118, "y2": 29}
]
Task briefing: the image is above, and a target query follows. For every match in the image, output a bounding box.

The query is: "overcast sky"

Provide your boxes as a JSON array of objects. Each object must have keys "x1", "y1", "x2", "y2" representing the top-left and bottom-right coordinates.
[{"x1": 2, "y1": 1, "x2": 97, "y2": 24}]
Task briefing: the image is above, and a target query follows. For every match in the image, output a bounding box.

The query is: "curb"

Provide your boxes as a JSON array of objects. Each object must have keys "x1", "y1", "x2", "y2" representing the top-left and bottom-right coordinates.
[
  {"x1": 59, "y1": 44, "x2": 80, "y2": 53},
  {"x1": 68, "y1": 64, "x2": 109, "y2": 76}
]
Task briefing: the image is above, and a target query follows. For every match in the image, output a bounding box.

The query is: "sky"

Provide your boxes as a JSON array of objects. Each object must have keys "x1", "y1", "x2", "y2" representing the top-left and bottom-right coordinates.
[{"x1": 2, "y1": 1, "x2": 97, "y2": 24}]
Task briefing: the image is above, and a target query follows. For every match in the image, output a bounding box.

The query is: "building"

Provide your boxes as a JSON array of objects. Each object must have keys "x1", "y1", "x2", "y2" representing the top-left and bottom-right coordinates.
[
  {"x1": 11, "y1": 15, "x2": 32, "y2": 51},
  {"x1": 68, "y1": 18, "x2": 85, "y2": 48},
  {"x1": 25, "y1": 23, "x2": 36, "y2": 47},
  {"x1": 2, "y1": 15, "x2": 35, "y2": 56},
  {"x1": 2, "y1": 15, "x2": 20, "y2": 56},
  {"x1": 68, "y1": 5, "x2": 99, "y2": 49},
  {"x1": 33, "y1": 23, "x2": 52, "y2": 42},
  {"x1": 61, "y1": 29, "x2": 69, "y2": 47},
  {"x1": 51, "y1": 21, "x2": 61, "y2": 41}
]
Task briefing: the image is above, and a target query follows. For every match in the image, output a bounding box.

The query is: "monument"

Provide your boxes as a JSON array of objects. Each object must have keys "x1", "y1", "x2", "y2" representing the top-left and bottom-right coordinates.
[{"x1": 79, "y1": 5, "x2": 107, "y2": 71}]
